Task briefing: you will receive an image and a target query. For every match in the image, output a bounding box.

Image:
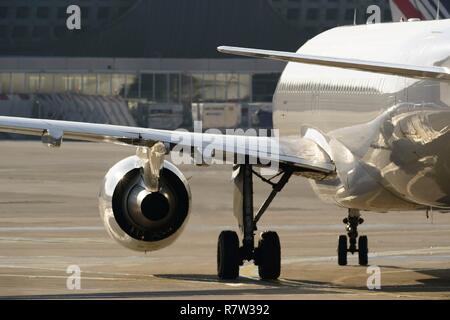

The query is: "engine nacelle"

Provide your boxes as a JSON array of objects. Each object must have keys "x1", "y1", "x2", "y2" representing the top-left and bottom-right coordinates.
[{"x1": 99, "y1": 156, "x2": 191, "y2": 252}]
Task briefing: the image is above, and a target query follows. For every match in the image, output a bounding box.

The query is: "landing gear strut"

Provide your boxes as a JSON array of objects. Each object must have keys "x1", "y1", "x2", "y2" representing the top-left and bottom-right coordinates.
[
  {"x1": 337, "y1": 209, "x2": 368, "y2": 266},
  {"x1": 217, "y1": 164, "x2": 292, "y2": 280}
]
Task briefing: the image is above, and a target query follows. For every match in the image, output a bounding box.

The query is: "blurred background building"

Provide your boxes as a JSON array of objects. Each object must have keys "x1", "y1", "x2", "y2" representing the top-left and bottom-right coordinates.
[
  {"x1": 0, "y1": 0, "x2": 392, "y2": 132},
  {"x1": 269, "y1": 0, "x2": 391, "y2": 37}
]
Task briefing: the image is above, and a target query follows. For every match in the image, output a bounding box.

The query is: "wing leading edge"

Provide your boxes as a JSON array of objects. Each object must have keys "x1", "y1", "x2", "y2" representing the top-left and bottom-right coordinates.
[{"x1": 217, "y1": 46, "x2": 450, "y2": 81}]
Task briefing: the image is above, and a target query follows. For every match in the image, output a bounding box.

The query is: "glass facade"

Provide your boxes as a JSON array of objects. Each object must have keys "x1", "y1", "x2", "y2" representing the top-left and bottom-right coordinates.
[
  {"x1": 0, "y1": 72, "x2": 276, "y2": 103},
  {"x1": 11, "y1": 73, "x2": 25, "y2": 94}
]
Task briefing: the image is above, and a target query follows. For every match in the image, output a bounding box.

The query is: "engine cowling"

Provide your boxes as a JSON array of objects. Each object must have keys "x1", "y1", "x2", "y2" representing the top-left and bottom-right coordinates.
[{"x1": 99, "y1": 156, "x2": 191, "y2": 252}]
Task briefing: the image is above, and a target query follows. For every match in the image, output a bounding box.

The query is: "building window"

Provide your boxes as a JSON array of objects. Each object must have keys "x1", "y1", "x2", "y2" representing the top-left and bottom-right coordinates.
[
  {"x1": 0, "y1": 25, "x2": 7, "y2": 39},
  {"x1": 345, "y1": 9, "x2": 355, "y2": 21},
  {"x1": 252, "y1": 74, "x2": 280, "y2": 102},
  {"x1": 39, "y1": 74, "x2": 54, "y2": 93},
  {"x1": 0, "y1": 7, "x2": 8, "y2": 19},
  {"x1": 98, "y1": 7, "x2": 110, "y2": 19},
  {"x1": 98, "y1": 74, "x2": 112, "y2": 95},
  {"x1": 81, "y1": 7, "x2": 90, "y2": 19},
  {"x1": 54, "y1": 74, "x2": 67, "y2": 92},
  {"x1": 36, "y1": 7, "x2": 50, "y2": 19},
  {"x1": 82, "y1": 75, "x2": 97, "y2": 95},
  {"x1": 16, "y1": 7, "x2": 30, "y2": 19},
  {"x1": 169, "y1": 74, "x2": 180, "y2": 103},
  {"x1": 32, "y1": 26, "x2": 50, "y2": 39},
  {"x1": 125, "y1": 74, "x2": 139, "y2": 99},
  {"x1": 155, "y1": 74, "x2": 169, "y2": 102},
  {"x1": 141, "y1": 74, "x2": 155, "y2": 100},
  {"x1": 68, "y1": 75, "x2": 83, "y2": 93},
  {"x1": 306, "y1": 8, "x2": 320, "y2": 20},
  {"x1": 57, "y1": 7, "x2": 67, "y2": 19},
  {"x1": 238, "y1": 74, "x2": 251, "y2": 102},
  {"x1": 26, "y1": 74, "x2": 40, "y2": 93},
  {"x1": 12, "y1": 26, "x2": 28, "y2": 39},
  {"x1": 326, "y1": 8, "x2": 338, "y2": 20},
  {"x1": 0, "y1": 73, "x2": 11, "y2": 94},
  {"x1": 287, "y1": 8, "x2": 300, "y2": 20},
  {"x1": 191, "y1": 74, "x2": 203, "y2": 102},
  {"x1": 118, "y1": 6, "x2": 131, "y2": 17},
  {"x1": 11, "y1": 73, "x2": 26, "y2": 94},
  {"x1": 54, "y1": 26, "x2": 66, "y2": 39},
  {"x1": 201, "y1": 74, "x2": 216, "y2": 102},
  {"x1": 112, "y1": 74, "x2": 127, "y2": 96},
  {"x1": 217, "y1": 74, "x2": 230, "y2": 101}
]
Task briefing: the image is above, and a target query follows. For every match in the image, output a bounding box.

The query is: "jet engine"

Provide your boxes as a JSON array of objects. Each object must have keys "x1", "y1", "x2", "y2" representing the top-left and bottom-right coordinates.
[{"x1": 99, "y1": 156, "x2": 191, "y2": 252}]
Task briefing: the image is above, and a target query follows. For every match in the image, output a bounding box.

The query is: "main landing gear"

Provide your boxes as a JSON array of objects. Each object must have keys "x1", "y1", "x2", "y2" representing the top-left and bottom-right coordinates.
[
  {"x1": 217, "y1": 164, "x2": 293, "y2": 280},
  {"x1": 337, "y1": 209, "x2": 368, "y2": 266}
]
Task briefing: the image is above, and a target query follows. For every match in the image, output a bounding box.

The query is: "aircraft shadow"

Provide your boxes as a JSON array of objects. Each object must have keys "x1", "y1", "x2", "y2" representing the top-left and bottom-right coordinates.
[
  {"x1": 2, "y1": 267, "x2": 449, "y2": 299},
  {"x1": 1, "y1": 274, "x2": 340, "y2": 299},
  {"x1": 284, "y1": 265, "x2": 450, "y2": 294}
]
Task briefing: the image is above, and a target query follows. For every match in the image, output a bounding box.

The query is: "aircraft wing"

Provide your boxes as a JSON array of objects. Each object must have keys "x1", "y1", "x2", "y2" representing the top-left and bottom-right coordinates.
[
  {"x1": 217, "y1": 46, "x2": 450, "y2": 81},
  {"x1": 0, "y1": 116, "x2": 335, "y2": 176}
]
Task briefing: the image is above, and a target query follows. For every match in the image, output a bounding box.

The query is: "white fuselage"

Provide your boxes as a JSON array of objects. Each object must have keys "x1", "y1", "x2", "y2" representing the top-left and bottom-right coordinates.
[{"x1": 273, "y1": 20, "x2": 450, "y2": 211}]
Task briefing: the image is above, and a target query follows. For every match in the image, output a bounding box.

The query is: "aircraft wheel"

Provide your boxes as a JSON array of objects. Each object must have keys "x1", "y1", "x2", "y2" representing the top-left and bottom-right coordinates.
[
  {"x1": 358, "y1": 236, "x2": 369, "y2": 266},
  {"x1": 338, "y1": 235, "x2": 348, "y2": 266},
  {"x1": 217, "y1": 231, "x2": 240, "y2": 280},
  {"x1": 256, "y1": 231, "x2": 281, "y2": 280}
]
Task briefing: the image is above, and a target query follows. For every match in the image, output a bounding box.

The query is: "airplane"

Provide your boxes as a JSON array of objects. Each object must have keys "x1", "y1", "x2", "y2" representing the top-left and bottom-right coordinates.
[
  {"x1": 1, "y1": 18, "x2": 450, "y2": 281},
  {"x1": 390, "y1": 0, "x2": 450, "y2": 21}
]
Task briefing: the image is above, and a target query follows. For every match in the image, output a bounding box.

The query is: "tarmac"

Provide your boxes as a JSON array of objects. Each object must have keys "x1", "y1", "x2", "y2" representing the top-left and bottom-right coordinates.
[{"x1": 0, "y1": 141, "x2": 449, "y2": 299}]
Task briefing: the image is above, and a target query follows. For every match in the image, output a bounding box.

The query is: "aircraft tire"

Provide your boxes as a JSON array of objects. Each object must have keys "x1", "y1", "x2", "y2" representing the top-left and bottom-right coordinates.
[
  {"x1": 217, "y1": 231, "x2": 240, "y2": 280},
  {"x1": 257, "y1": 231, "x2": 281, "y2": 280},
  {"x1": 338, "y1": 235, "x2": 348, "y2": 266},
  {"x1": 358, "y1": 236, "x2": 369, "y2": 266}
]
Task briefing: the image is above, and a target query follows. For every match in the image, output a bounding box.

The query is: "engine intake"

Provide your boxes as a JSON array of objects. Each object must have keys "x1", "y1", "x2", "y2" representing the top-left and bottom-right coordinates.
[{"x1": 99, "y1": 156, "x2": 191, "y2": 252}]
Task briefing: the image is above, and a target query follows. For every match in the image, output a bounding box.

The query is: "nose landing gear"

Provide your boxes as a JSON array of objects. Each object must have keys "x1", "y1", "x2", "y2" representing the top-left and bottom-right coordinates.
[{"x1": 337, "y1": 209, "x2": 369, "y2": 266}]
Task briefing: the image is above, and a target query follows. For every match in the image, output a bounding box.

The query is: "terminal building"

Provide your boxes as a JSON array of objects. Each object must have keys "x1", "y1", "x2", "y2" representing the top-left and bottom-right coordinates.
[
  {"x1": 269, "y1": 0, "x2": 391, "y2": 37},
  {"x1": 0, "y1": 0, "x2": 391, "y2": 131}
]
